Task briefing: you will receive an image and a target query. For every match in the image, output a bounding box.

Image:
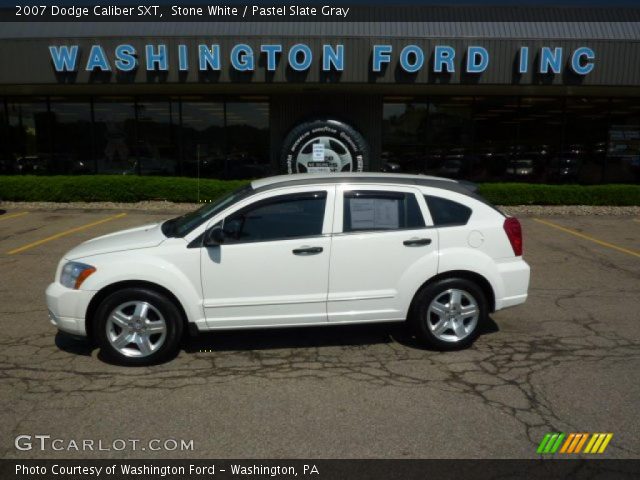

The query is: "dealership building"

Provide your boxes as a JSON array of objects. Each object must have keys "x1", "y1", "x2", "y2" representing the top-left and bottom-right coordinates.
[{"x1": 1, "y1": 6, "x2": 640, "y2": 183}]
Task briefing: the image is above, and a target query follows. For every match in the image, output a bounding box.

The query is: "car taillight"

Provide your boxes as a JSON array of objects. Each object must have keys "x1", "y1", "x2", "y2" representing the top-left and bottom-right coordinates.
[{"x1": 503, "y1": 217, "x2": 523, "y2": 256}]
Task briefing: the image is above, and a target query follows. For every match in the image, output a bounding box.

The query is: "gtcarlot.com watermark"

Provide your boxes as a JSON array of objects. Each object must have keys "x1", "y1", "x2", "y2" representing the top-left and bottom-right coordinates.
[{"x1": 15, "y1": 435, "x2": 194, "y2": 452}]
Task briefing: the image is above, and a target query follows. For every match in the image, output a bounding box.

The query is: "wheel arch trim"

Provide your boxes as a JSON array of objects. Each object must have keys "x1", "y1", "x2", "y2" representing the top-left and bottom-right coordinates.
[
  {"x1": 85, "y1": 280, "x2": 190, "y2": 342},
  {"x1": 408, "y1": 270, "x2": 496, "y2": 321}
]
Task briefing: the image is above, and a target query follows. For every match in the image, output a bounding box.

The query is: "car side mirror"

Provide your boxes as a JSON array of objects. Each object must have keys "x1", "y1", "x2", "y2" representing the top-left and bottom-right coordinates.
[{"x1": 204, "y1": 226, "x2": 225, "y2": 247}]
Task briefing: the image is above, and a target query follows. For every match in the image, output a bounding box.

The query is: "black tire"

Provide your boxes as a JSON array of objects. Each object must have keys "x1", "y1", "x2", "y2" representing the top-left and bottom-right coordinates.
[
  {"x1": 409, "y1": 278, "x2": 487, "y2": 350},
  {"x1": 280, "y1": 118, "x2": 369, "y2": 174},
  {"x1": 94, "y1": 287, "x2": 184, "y2": 366}
]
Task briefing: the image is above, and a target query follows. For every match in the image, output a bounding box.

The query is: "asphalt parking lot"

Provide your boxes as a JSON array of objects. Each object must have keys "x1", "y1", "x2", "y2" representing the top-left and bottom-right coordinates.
[{"x1": 0, "y1": 207, "x2": 639, "y2": 459}]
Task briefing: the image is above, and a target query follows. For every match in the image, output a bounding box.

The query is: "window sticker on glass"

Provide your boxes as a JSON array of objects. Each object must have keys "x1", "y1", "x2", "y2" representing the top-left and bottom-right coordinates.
[{"x1": 349, "y1": 197, "x2": 400, "y2": 230}]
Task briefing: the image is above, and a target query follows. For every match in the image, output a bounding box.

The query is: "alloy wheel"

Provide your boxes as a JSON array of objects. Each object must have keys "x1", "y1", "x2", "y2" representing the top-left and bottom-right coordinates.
[
  {"x1": 106, "y1": 301, "x2": 167, "y2": 358},
  {"x1": 426, "y1": 288, "x2": 479, "y2": 343}
]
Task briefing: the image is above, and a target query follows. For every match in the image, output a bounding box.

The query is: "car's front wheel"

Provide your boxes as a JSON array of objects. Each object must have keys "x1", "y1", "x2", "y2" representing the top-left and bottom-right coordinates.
[
  {"x1": 410, "y1": 278, "x2": 487, "y2": 350},
  {"x1": 94, "y1": 287, "x2": 184, "y2": 365}
]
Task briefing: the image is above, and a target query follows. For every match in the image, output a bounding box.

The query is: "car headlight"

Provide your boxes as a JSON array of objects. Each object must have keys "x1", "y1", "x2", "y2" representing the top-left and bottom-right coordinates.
[{"x1": 60, "y1": 262, "x2": 96, "y2": 289}]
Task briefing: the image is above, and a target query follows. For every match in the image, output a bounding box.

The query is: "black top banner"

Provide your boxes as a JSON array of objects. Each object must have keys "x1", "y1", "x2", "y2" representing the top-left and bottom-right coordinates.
[{"x1": 2, "y1": 4, "x2": 640, "y2": 22}]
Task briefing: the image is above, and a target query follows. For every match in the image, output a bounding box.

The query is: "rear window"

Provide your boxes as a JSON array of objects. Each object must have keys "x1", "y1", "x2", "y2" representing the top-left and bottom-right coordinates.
[
  {"x1": 425, "y1": 195, "x2": 472, "y2": 226},
  {"x1": 344, "y1": 191, "x2": 425, "y2": 232}
]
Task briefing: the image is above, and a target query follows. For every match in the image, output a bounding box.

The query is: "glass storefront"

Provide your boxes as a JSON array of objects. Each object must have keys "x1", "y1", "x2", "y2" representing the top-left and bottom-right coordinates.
[
  {"x1": 4, "y1": 99, "x2": 51, "y2": 175},
  {"x1": 383, "y1": 96, "x2": 640, "y2": 183},
  {"x1": 180, "y1": 100, "x2": 226, "y2": 178},
  {"x1": 2, "y1": 95, "x2": 639, "y2": 183},
  {"x1": 607, "y1": 98, "x2": 640, "y2": 183},
  {"x1": 0, "y1": 97, "x2": 271, "y2": 179},
  {"x1": 179, "y1": 100, "x2": 270, "y2": 179},
  {"x1": 135, "y1": 100, "x2": 179, "y2": 176},
  {"x1": 224, "y1": 102, "x2": 270, "y2": 179},
  {"x1": 93, "y1": 98, "x2": 137, "y2": 175},
  {"x1": 50, "y1": 99, "x2": 94, "y2": 175}
]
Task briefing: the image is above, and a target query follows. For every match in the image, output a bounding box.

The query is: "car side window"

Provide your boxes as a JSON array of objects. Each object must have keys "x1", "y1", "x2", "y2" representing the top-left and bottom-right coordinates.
[
  {"x1": 343, "y1": 191, "x2": 425, "y2": 233},
  {"x1": 425, "y1": 195, "x2": 472, "y2": 226},
  {"x1": 221, "y1": 191, "x2": 327, "y2": 243}
]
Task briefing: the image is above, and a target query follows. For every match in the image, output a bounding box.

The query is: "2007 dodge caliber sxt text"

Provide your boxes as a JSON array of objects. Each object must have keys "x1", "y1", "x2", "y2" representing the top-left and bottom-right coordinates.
[{"x1": 46, "y1": 173, "x2": 530, "y2": 365}]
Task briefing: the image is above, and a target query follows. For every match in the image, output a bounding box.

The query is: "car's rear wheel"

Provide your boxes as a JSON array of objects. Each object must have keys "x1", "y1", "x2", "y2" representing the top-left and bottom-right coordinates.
[
  {"x1": 94, "y1": 288, "x2": 183, "y2": 365},
  {"x1": 409, "y1": 278, "x2": 487, "y2": 350}
]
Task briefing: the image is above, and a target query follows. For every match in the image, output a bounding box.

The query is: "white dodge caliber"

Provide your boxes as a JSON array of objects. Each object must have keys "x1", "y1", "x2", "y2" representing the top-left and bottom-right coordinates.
[{"x1": 46, "y1": 173, "x2": 530, "y2": 365}]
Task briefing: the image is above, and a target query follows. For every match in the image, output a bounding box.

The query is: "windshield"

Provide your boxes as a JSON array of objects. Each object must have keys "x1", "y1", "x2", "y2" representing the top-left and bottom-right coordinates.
[{"x1": 161, "y1": 184, "x2": 253, "y2": 238}]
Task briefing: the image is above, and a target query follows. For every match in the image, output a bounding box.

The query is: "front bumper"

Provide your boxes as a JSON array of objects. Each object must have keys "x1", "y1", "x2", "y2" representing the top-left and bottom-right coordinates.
[{"x1": 45, "y1": 282, "x2": 95, "y2": 337}]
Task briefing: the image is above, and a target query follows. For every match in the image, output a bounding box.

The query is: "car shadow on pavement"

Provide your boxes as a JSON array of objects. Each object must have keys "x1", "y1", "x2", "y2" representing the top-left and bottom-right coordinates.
[
  {"x1": 55, "y1": 332, "x2": 94, "y2": 356},
  {"x1": 54, "y1": 317, "x2": 500, "y2": 363},
  {"x1": 184, "y1": 323, "x2": 402, "y2": 353},
  {"x1": 184, "y1": 317, "x2": 500, "y2": 354}
]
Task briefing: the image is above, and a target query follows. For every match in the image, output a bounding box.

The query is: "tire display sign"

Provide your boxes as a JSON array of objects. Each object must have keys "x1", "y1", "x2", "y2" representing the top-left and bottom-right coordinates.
[
  {"x1": 281, "y1": 119, "x2": 369, "y2": 174},
  {"x1": 309, "y1": 143, "x2": 328, "y2": 173}
]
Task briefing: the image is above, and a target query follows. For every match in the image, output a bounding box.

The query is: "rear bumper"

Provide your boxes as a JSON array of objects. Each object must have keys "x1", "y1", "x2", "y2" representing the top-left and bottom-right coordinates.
[
  {"x1": 45, "y1": 282, "x2": 95, "y2": 337},
  {"x1": 494, "y1": 258, "x2": 530, "y2": 310}
]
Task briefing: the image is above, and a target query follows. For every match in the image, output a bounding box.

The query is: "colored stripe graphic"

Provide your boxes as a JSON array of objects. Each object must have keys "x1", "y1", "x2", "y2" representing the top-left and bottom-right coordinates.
[
  {"x1": 537, "y1": 433, "x2": 564, "y2": 454},
  {"x1": 585, "y1": 433, "x2": 614, "y2": 454},
  {"x1": 597, "y1": 434, "x2": 613, "y2": 453},
  {"x1": 584, "y1": 434, "x2": 599, "y2": 453},
  {"x1": 591, "y1": 434, "x2": 606, "y2": 453},
  {"x1": 537, "y1": 433, "x2": 553, "y2": 454},
  {"x1": 566, "y1": 433, "x2": 586, "y2": 453},
  {"x1": 539, "y1": 433, "x2": 613, "y2": 455},
  {"x1": 574, "y1": 433, "x2": 589, "y2": 453},
  {"x1": 560, "y1": 433, "x2": 576, "y2": 453},
  {"x1": 550, "y1": 433, "x2": 565, "y2": 453},
  {"x1": 544, "y1": 433, "x2": 559, "y2": 453}
]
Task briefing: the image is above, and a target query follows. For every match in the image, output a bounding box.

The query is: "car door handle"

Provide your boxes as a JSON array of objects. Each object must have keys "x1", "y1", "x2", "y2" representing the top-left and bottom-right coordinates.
[
  {"x1": 403, "y1": 238, "x2": 432, "y2": 247},
  {"x1": 292, "y1": 246, "x2": 323, "y2": 255}
]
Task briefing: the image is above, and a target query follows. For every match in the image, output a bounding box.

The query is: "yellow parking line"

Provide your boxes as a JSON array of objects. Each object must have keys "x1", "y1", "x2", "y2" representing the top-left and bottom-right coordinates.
[
  {"x1": 634, "y1": 219, "x2": 640, "y2": 224},
  {"x1": 0, "y1": 211, "x2": 29, "y2": 222},
  {"x1": 6, "y1": 213, "x2": 127, "y2": 255},
  {"x1": 533, "y1": 218, "x2": 640, "y2": 259}
]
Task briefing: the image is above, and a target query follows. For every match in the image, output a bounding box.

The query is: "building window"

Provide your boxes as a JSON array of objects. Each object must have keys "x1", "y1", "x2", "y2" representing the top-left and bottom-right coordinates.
[
  {"x1": 93, "y1": 99, "x2": 137, "y2": 175},
  {"x1": 224, "y1": 102, "x2": 270, "y2": 179},
  {"x1": 382, "y1": 101, "x2": 429, "y2": 173},
  {"x1": 472, "y1": 96, "x2": 519, "y2": 181},
  {"x1": 382, "y1": 95, "x2": 640, "y2": 184},
  {"x1": 180, "y1": 100, "x2": 270, "y2": 179},
  {"x1": 6, "y1": 99, "x2": 51, "y2": 174},
  {"x1": 607, "y1": 98, "x2": 640, "y2": 183},
  {"x1": 515, "y1": 97, "x2": 564, "y2": 183},
  {"x1": 0, "y1": 100, "x2": 7, "y2": 174},
  {"x1": 180, "y1": 101, "x2": 226, "y2": 178},
  {"x1": 382, "y1": 97, "x2": 474, "y2": 178},
  {"x1": 427, "y1": 97, "x2": 475, "y2": 180},
  {"x1": 49, "y1": 99, "x2": 93, "y2": 174},
  {"x1": 427, "y1": 97, "x2": 474, "y2": 154},
  {"x1": 136, "y1": 101, "x2": 179, "y2": 176},
  {"x1": 561, "y1": 97, "x2": 610, "y2": 184},
  {"x1": 1, "y1": 96, "x2": 272, "y2": 179}
]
